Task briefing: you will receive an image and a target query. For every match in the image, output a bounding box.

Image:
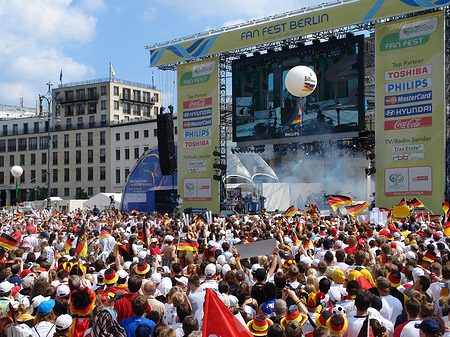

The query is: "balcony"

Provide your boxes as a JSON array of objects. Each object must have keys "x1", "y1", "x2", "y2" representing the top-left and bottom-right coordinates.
[
  {"x1": 120, "y1": 94, "x2": 156, "y2": 106},
  {"x1": 60, "y1": 93, "x2": 99, "y2": 104}
]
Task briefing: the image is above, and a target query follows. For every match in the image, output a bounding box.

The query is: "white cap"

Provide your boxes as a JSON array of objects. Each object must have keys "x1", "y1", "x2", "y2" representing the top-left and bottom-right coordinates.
[
  {"x1": 406, "y1": 251, "x2": 416, "y2": 260},
  {"x1": 329, "y1": 288, "x2": 342, "y2": 302},
  {"x1": 393, "y1": 232, "x2": 401, "y2": 238},
  {"x1": 312, "y1": 259, "x2": 321, "y2": 267},
  {"x1": 138, "y1": 251, "x2": 147, "y2": 260},
  {"x1": 19, "y1": 296, "x2": 31, "y2": 308},
  {"x1": 98, "y1": 269, "x2": 106, "y2": 279},
  {"x1": 56, "y1": 284, "x2": 70, "y2": 297},
  {"x1": 207, "y1": 240, "x2": 216, "y2": 248},
  {"x1": 222, "y1": 264, "x2": 231, "y2": 275},
  {"x1": 124, "y1": 262, "x2": 132, "y2": 271},
  {"x1": 117, "y1": 269, "x2": 128, "y2": 279},
  {"x1": 7, "y1": 300, "x2": 19, "y2": 312},
  {"x1": 32, "y1": 295, "x2": 50, "y2": 308},
  {"x1": 205, "y1": 263, "x2": 216, "y2": 277},
  {"x1": 151, "y1": 272, "x2": 162, "y2": 284},
  {"x1": 0, "y1": 281, "x2": 13, "y2": 293},
  {"x1": 165, "y1": 235, "x2": 174, "y2": 242},
  {"x1": 229, "y1": 294, "x2": 239, "y2": 307},
  {"x1": 151, "y1": 238, "x2": 158, "y2": 243},
  {"x1": 412, "y1": 267, "x2": 425, "y2": 282},
  {"x1": 251, "y1": 264, "x2": 262, "y2": 274},
  {"x1": 55, "y1": 314, "x2": 73, "y2": 330},
  {"x1": 133, "y1": 257, "x2": 139, "y2": 264},
  {"x1": 300, "y1": 255, "x2": 312, "y2": 265},
  {"x1": 217, "y1": 255, "x2": 226, "y2": 265}
]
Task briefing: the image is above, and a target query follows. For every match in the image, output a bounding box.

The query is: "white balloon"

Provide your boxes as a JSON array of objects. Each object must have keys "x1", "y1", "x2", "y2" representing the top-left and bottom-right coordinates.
[
  {"x1": 10, "y1": 165, "x2": 23, "y2": 178},
  {"x1": 285, "y1": 65, "x2": 317, "y2": 97}
]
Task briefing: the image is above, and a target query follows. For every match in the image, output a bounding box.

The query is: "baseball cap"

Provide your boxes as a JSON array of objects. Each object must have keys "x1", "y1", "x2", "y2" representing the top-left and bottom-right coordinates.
[
  {"x1": 151, "y1": 272, "x2": 162, "y2": 284},
  {"x1": 0, "y1": 281, "x2": 13, "y2": 293},
  {"x1": 205, "y1": 263, "x2": 216, "y2": 277},
  {"x1": 56, "y1": 284, "x2": 70, "y2": 297},
  {"x1": 415, "y1": 319, "x2": 440, "y2": 334},
  {"x1": 217, "y1": 255, "x2": 226, "y2": 265},
  {"x1": 22, "y1": 275, "x2": 35, "y2": 289},
  {"x1": 165, "y1": 235, "x2": 174, "y2": 242},
  {"x1": 393, "y1": 232, "x2": 401, "y2": 238},
  {"x1": 136, "y1": 323, "x2": 153, "y2": 337},
  {"x1": 222, "y1": 264, "x2": 231, "y2": 275},
  {"x1": 406, "y1": 251, "x2": 416, "y2": 260},
  {"x1": 412, "y1": 267, "x2": 425, "y2": 282},
  {"x1": 138, "y1": 251, "x2": 147, "y2": 260},
  {"x1": 117, "y1": 269, "x2": 128, "y2": 279},
  {"x1": 32, "y1": 295, "x2": 50, "y2": 308},
  {"x1": 151, "y1": 238, "x2": 158, "y2": 243},
  {"x1": 38, "y1": 299, "x2": 55, "y2": 315},
  {"x1": 251, "y1": 264, "x2": 262, "y2": 274},
  {"x1": 55, "y1": 314, "x2": 73, "y2": 330}
]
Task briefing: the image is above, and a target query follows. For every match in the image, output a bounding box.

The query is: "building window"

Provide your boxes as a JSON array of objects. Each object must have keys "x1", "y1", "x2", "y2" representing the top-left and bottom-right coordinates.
[
  {"x1": 66, "y1": 118, "x2": 72, "y2": 129},
  {"x1": 144, "y1": 146, "x2": 148, "y2": 152},
  {"x1": 101, "y1": 85, "x2": 107, "y2": 95},
  {"x1": 0, "y1": 172, "x2": 3, "y2": 184},
  {"x1": 101, "y1": 100, "x2": 106, "y2": 110},
  {"x1": 39, "y1": 136, "x2": 48, "y2": 150},
  {"x1": 116, "y1": 149, "x2": 120, "y2": 160},
  {"x1": 28, "y1": 137, "x2": 37, "y2": 150},
  {"x1": 8, "y1": 139, "x2": 16, "y2": 152},
  {"x1": 100, "y1": 149, "x2": 106, "y2": 163},
  {"x1": 88, "y1": 150, "x2": 93, "y2": 163},
  {"x1": 23, "y1": 123, "x2": 28, "y2": 134},
  {"x1": 9, "y1": 155, "x2": 14, "y2": 166},
  {"x1": 30, "y1": 170, "x2": 35, "y2": 183},
  {"x1": 42, "y1": 169, "x2": 47, "y2": 183},
  {"x1": 143, "y1": 106, "x2": 150, "y2": 117},
  {"x1": 154, "y1": 106, "x2": 158, "y2": 115},
  {"x1": 100, "y1": 131, "x2": 106, "y2": 145},
  {"x1": 133, "y1": 104, "x2": 140, "y2": 116},
  {"x1": 88, "y1": 87, "x2": 97, "y2": 99},
  {"x1": 64, "y1": 168, "x2": 69, "y2": 182},
  {"x1": 12, "y1": 124, "x2": 18, "y2": 135},
  {"x1": 134, "y1": 130, "x2": 139, "y2": 139},
  {"x1": 100, "y1": 166, "x2": 106, "y2": 180},
  {"x1": 20, "y1": 154, "x2": 25, "y2": 166},
  {"x1": 125, "y1": 168, "x2": 130, "y2": 180},
  {"x1": 125, "y1": 132, "x2": 129, "y2": 140},
  {"x1": 64, "y1": 188, "x2": 70, "y2": 196},
  {"x1": 20, "y1": 172, "x2": 25, "y2": 183},
  {"x1": 76, "y1": 150, "x2": 81, "y2": 164},
  {"x1": 153, "y1": 93, "x2": 159, "y2": 102},
  {"x1": 10, "y1": 173, "x2": 14, "y2": 184},
  {"x1": 154, "y1": 129, "x2": 158, "y2": 137},
  {"x1": 124, "y1": 116, "x2": 129, "y2": 121},
  {"x1": 116, "y1": 169, "x2": 121, "y2": 184},
  {"x1": 114, "y1": 114, "x2": 119, "y2": 121},
  {"x1": 0, "y1": 156, "x2": 3, "y2": 167},
  {"x1": 134, "y1": 148, "x2": 139, "y2": 159},
  {"x1": 125, "y1": 148, "x2": 130, "y2": 160},
  {"x1": 101, "y1": 114, "x2": 107, "y2": 126},
  {"x1": 2, "y1": 125, "x2": 7, "y2": 136},
  {"x1": 174, "y1": 126, "x2": 177, "y2": 134},
  {"x1": 89, "y1": 116, "x2": 95, "y2": 128},
  {"x1": 123, "y1": 88, "x2": 131, "y2": 100},
  {"x1": 33, "y1": 122, "x2": 39, "y2": 133},
  {"x1": 88, "y1": 102, "x2": 96, "y2": 114},
  {"x1": 64, "y1": 134, "x2": 69, "y2": 147},
  {"x1": 133, "y1": 90, "x2": 141, "y2": 101},
  {"x1": 77, "y1": 103, "x2": 85, "y2": 115},
  {"x1": 77, "y1": 117, "x2": 83, "y2": 129},
  {"x1": 115, "y1": 133, "x2": 120, "y2": 141},
  {"x1": 76, "y1": 89, "x2": 85, "y2": 100},
  {"x1": 88, "y1": 167, "x2": 93, "y2": 181},
  {"x1": 114, "y1": 86, "x2": 119, "y2": 95},
  {"x1": 144, "y1": 129, "x2": 149, "y2": 138},
  {"x1": 30, "y1": 153, "x2": 36, "y2": 165},
  {"x1": 88, "y1": 187, "x2": 93, "y2": 196},
  {"x1": 0, "y1": 140, "x2": 4, "y2": 152},
  {"x1": 76, "y1": 168, "x2": 81, "y2": 181},
  {"x1": 52, "y1": 135, "x2": 58, "y2": 148},
  {"x1": 64, "y1": 151, "x2": 69, "y2": 165},
  {"x1": 114, "y1": 101, "x2": 119, "y2": 110},
  {"x1": 123, "y1": 103, "x2": 130, "y2": 114},
  {"x1": 100, "y1": 186, "x2": 106, "y2": 192},
  {"x1": 18, "y1": 139, "x2": 26, "y2": 151},
  {"x1": 143, "y1": 92, "x2": 150, "y2": 103},
  {"x1": 65, "y1": 105, "x2": 74, "y2": 117},
  {"x1": 53, "y1": 169, "x2": 58, "y2": 182},
  {"x1": 52, "y1": 152, "x2": 58, "y2": 165},
  {"x1": 88, "y1": 132, "x2": 93, "y2": 146},
  {"x1": 76, "y1": 133, "x2": 81, "y2": 147},
  {"x1": 42, "y1": 152, "x2": 47, "y2": 165}
]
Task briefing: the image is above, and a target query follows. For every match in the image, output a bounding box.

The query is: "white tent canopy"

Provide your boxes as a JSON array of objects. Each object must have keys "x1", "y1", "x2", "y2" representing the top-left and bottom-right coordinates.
[{"x1": 83, "y1": 193, "x2": 122, "y2": 211}]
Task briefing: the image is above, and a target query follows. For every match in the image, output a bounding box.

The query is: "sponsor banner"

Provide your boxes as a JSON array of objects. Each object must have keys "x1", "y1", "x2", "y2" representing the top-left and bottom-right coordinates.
[
  {"x1": 178, "y1": 58, "x2": 220, "y2": 213},
  {"x1": 183, "y1": 107, "x2": 212, "y2": 119},
  {"x1": 385, "y1": 65, "x2": 432, "y2": 81},
  {"x1": 375, "y1": 12, "x2": 445, "y2": 213},
  {"x1": 384, "y1": 103, "x2": 432, "y2": 118},
  {"x1": 384, "y1": 90, "x2": 432, "y2": 105},
  {"x1": 384, "y1": 78, "x2": 432, "y2": 93},
  {"x1": 149, "y1": 0, "x2": 450, "y2": 67}
]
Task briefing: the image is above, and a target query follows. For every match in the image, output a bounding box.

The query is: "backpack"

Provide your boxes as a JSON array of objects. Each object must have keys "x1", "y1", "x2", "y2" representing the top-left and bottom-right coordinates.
[{"x1": 90, "y1": 308, "x2": 126, "y2": 337}]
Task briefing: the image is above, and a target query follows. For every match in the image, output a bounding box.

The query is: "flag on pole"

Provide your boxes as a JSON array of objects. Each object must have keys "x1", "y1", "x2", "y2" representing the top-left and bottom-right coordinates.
[
  {"x1": 0, "y1": 233, "x2": 19, "y2": 251},
  {"x1": 291, "y1": 102, "x2": 302, "y2": 125},
  {"x1": 203, "y1": 288, "x2": 253, "y2": 337},
  {"x1": 443, "y1": 200, "x2": 449, "y2": 215},
  {"x1": 64, "y1": 237, "x2": 72, "y2": 253},
  {"x1": 75, "y1": 224, "x2": 87, "y2": 258},
  {"x1": 59, "y1": 69, "x2": 63, "y2": 83},
  {"x1": 344, "y1": 202, "x2": 370, "y2": 218},
  {"x1": 408, "y1": 197, "x2": 425, "y2": 209},
  {"x1": 177, "y1": 238, "x2": 199, "y2": 251},
  {"x1": 325, "y1": 195, "x2": 354, "y2": 212},
  {"x1": 284, "y1": 206, "x2": 296, "y2": 217},
  {"x1": 110, "y1": 63, "x2": 116, "y2": 77},
  {"x1": 397, "y1": 197, "x2": 407, "y2": 206}
]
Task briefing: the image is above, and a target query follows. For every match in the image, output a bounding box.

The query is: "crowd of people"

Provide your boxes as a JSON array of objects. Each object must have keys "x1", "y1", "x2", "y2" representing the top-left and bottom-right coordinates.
[{"x1": 0, "y1": 206, "x2": 448, "y2": 337}]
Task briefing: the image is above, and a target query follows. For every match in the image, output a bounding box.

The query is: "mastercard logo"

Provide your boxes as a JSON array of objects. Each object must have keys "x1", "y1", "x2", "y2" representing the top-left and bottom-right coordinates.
[{"x1": 385, "y1": 96, "x2": 397, "y2": 105}]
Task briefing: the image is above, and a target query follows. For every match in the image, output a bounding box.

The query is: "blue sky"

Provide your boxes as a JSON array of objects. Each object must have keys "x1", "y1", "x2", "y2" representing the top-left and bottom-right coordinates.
[{"x1": 0, "y1": 0, "x2": 327, "y2": 107}]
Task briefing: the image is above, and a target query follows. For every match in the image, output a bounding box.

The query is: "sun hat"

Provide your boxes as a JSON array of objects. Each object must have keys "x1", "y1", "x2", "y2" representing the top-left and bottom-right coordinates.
[
  {"x1": 281, "y1": 308, "x2": 308, "y2": 328},
  {"x1": 326, "y1": 313, "x2": 348, "y2": 335},
  {"x1": 387, "y1": 271, "x2": 401, "y2": 288},
  {"x1": 316, "y1": 310, "x2": 333, "y2": 327},
  {"x1": 136, "y1": 261, "x2": 150, "y2": 275},
  {"x1": 104, "y1": 269, "x2": 118, "y2": 285},
  {"x1": 247, "y1": 314, "x2": 273, "y2": 336}
]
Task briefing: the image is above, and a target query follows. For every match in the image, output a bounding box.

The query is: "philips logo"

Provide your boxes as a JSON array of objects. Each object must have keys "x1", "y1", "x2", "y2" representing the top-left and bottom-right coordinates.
[{"x1": 385, "y1": 78, "x2": 432, "y2": 93}]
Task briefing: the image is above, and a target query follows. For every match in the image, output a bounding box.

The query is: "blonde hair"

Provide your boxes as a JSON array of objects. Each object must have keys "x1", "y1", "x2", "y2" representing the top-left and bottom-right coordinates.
[
  {"x1": 305, "y1": 275, "x2": 319, "y2": 293},
  {"x1": 171, "y1": 291, "x2": 185, "y2": 306}
]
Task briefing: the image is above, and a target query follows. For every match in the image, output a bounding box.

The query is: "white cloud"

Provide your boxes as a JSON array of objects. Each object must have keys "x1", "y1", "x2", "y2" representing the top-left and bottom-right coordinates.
[
  {"x1": 0, "y1": 0, "x2": 97, "y2": 105},
  {"x1": 140, "y1": 7, "x2": 156, "y2": 22}
]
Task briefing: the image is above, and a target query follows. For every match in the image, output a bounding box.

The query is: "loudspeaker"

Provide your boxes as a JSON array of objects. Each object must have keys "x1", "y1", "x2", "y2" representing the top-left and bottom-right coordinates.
[{"x1": 157, "y1": 113, "x2": 176, "y2": 175}]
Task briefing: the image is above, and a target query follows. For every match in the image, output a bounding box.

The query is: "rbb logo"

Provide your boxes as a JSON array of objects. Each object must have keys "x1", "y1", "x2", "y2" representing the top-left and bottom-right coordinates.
[{"x1": 392, "y1": 154, "x2": 411, "y2": 161}]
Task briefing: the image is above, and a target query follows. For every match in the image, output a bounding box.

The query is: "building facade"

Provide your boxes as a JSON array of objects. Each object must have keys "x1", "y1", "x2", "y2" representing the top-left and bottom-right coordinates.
[{"x1": 0, "y1": 78, "x2": 176, "y2": 207}]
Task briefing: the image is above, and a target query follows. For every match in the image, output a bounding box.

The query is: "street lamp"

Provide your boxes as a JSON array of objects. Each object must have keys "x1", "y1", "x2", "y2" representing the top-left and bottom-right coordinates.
[{"x1": 38, "y1": 80, "x2": 61, "y2": 210}]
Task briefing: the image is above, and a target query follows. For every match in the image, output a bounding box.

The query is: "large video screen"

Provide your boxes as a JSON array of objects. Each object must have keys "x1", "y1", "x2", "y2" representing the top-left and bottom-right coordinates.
[{"x1": 232, "y1": 35, "x2": 365, "y2": 143}]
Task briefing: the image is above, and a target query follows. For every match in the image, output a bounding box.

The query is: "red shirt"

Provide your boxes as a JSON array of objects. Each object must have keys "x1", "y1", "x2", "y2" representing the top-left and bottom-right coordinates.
[
  {"x1": 12, "y1": 230, "x2": 21, "y2": 242},
  {"x1": 25, "y1": 225, "x2": 36, "y2": 234},
  {"x1": 150, "y1": 246, "x2": 162, "y2": 255},
  {"x1": 344, "y1": 245, "x2": 357, "y2": 255},
  {"x1": 114, "y1": 293, "x2": 152, "y2": 324}
]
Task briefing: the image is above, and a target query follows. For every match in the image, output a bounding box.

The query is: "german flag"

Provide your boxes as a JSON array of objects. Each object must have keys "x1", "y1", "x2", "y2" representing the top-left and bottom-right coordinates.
[
  {"x1": 75, "y1": 224, "x2": 87, "y2": 258},
  {"x1": 177, "y1": 238, "x2": 199, "y2": 251},
  {"x1": 291, "y1": 102, "x2": 302, "y2": 125},
  {"x1": 408, "y1": 198, "x2": 425, "y2": 209},
  {"x1": 344, "y1": 202, "x2": 370, "y2": 218},
  {"x1": 85, "y1": 206, "x2": 91, "y2": 211},
  {"x1": 325, "y1": 195, "x2": 353, "y2": 212},
  {"x1": 444, "y1": 221, "x2": 450, "y2": 237},
  {"x1": 0, "y1": 233, "x2": 18, "y2": 251},
  {"x1": 100, "y1": 228, "x2": 110, "y2": 241},
  {"x1": 284, "y1": 206, "x2": 296, "y2": 217},
  {"x1": 130, "y1": 210, "x2": 140, "y2": 215},
  {"x1": 443, "y1": 200, "x2": 449, "y2": 215},
  {"x1": 116, "y1": 243, "x2": 133, "y2": 262},
  {"x1": 397, "y1": 197, "x2": 407, "y2": 206},
  {"x1": 293, "y1": 234, "x2": 299, "y2": 247},
  {"x1": 64, "y1": 237, "x2": 71, "y2": 254},
  {"x1": 429, "y1": 215, "x2": 441, "y2": 222}
]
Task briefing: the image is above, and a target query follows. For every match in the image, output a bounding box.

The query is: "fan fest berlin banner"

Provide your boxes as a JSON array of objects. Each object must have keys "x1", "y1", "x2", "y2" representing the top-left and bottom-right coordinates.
[
  {"x1": 177, "y1": 57, "x2": 220, "y2": 214},
  {"x1": 375, "y1": 12, "x2": 445, "y2": 214}
]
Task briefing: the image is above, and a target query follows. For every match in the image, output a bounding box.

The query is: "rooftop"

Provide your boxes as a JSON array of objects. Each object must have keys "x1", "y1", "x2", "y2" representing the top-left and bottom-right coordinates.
[{"x1": 57, "y1": 77, "x2": 157, "y2": 90}]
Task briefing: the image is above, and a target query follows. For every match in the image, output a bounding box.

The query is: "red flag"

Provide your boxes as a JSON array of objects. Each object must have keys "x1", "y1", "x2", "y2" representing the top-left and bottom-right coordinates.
[
  {"x1": 291, "y1": 102, "x2": 302, "y2": 124},
  {"x1": 203, "y1": 288, "x2": 253, "y2": 337},
  {"x1": 0, "y1": 233, "x2": 18, "y2": 251},
  {"x1": 397, "y1": 197, "x2": 407, "y2": 206}
]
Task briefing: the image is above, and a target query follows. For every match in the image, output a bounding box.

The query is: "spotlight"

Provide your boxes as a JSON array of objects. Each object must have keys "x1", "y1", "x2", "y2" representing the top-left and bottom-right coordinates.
[
  {"x1": 365, "y1": 167, "x2": 376, "y2": 176},
  {"x1": 213, "y1": 150, "x2": 224, "y2": 157},
  {"x1": 213, "y1": 163, "x2": 227, "y2": 170},
  {"x1": 367, "y1": 153, "x2": 375, "y2": 160},
  {"x1": 213, "y1": 175, "x2": 222, "y2": 181}
]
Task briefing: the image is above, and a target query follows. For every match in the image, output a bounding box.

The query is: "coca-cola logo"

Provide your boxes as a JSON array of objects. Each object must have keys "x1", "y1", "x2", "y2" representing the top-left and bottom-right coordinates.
[
  {"x1": 385, "y1": 116, "x2": 432, "y2": 131},
  {"x1": 183, "y1": 97, "x2": 212, "y2": 110}
]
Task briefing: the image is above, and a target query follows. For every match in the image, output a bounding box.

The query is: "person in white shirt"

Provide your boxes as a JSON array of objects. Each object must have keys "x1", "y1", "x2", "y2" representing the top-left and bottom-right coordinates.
[{"x1": 377, "y1": 276, "x2": 403, "y2": 323}]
